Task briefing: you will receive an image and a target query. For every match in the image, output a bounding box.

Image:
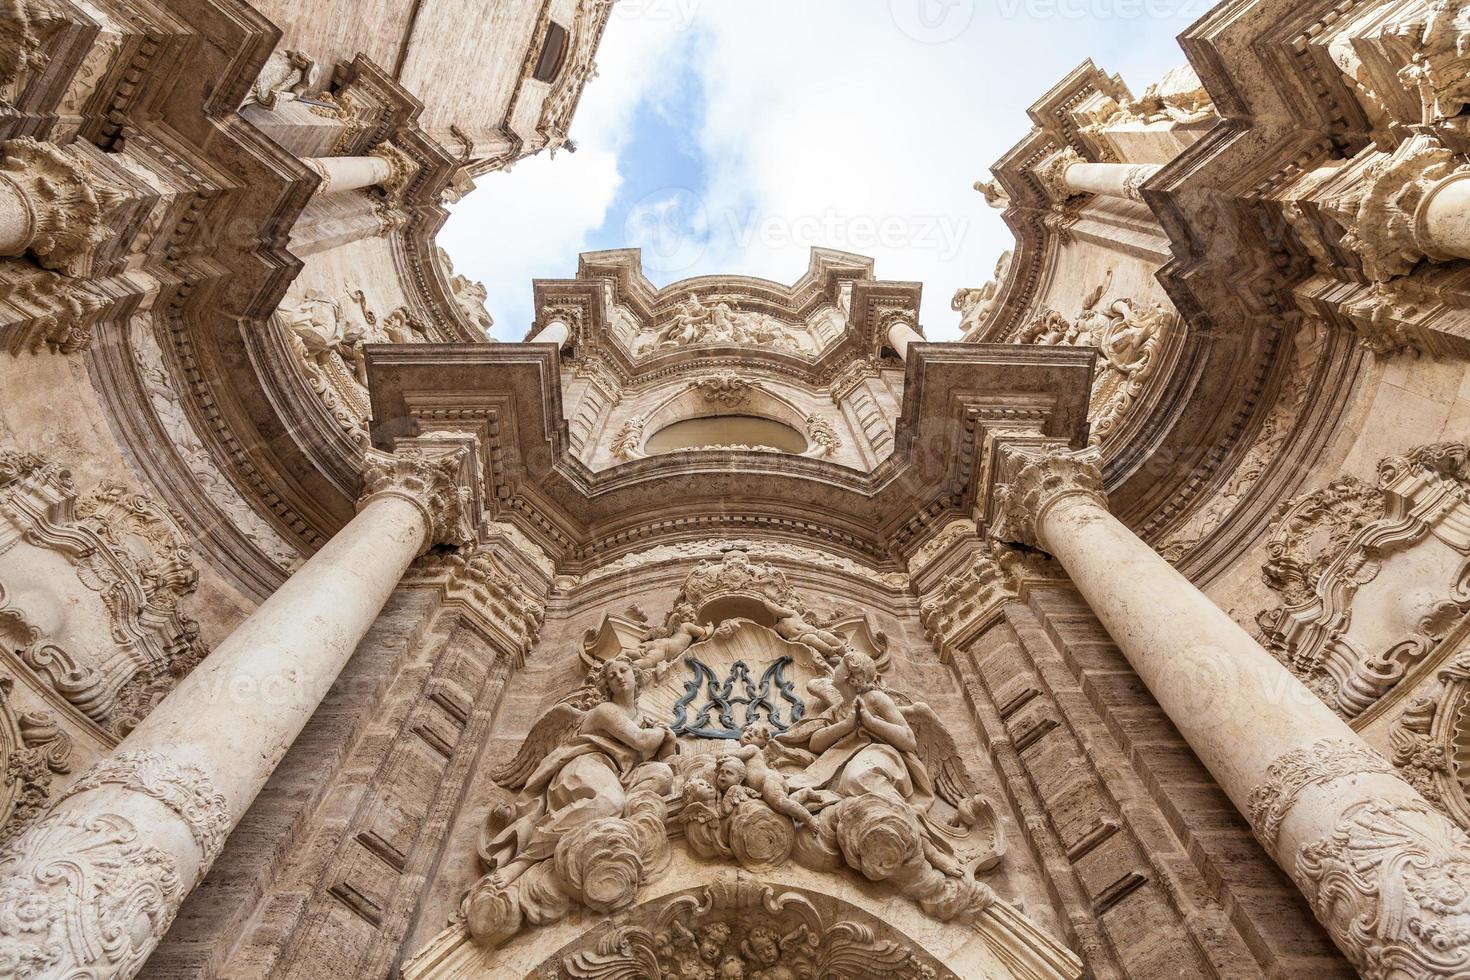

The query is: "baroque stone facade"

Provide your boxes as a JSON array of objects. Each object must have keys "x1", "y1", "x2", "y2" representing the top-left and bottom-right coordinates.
[{"x1": 2, "y1": 0, "x2": 1470, "y2": 978}]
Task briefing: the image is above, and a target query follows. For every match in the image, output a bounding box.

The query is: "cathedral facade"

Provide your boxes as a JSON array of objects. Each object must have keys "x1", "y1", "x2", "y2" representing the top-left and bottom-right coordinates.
[{"x1": 0, "y1": 0, "x2": 1469, "y2": 977}]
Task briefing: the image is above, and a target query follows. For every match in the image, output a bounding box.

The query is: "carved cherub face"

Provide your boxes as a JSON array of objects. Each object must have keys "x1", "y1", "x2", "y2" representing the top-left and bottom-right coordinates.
[
  {"x1": 684, "y1": 777, "x2": 717, "y2": 804},
  {"x1": 719, "y1": 956, "x2": 745, "y2": 980},
  {"x1": 716, "y1": 757, "x2": 747, "y2": 793},
  {"x1": 745, "y1": 927, "x2": 779, "y2": 966},
  {"x1": 837, "y1": 650, "x2": 878, "y2": 694},
  {"x1": 740, "y1": 722, "x2": 774, "y2": 748}
]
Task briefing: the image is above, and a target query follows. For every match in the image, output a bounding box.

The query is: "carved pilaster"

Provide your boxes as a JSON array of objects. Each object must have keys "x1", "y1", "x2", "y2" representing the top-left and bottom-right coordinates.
[
  {"x1": 0, "y1": 138, "x2": 129, "y2": 276},
  {"x1": 990, "y1": 445, "x2": 1107, "y2": 550},
  {"x1": 359, "y1": 448, "x2": 476, "y2": 551}
]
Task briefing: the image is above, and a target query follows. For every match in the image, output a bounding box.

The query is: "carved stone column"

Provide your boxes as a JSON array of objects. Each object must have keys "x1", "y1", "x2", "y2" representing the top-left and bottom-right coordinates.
[
  {"x1": 302, "y1": 154, "x2": 396, "y2": 195},
  {"x1": 991, "y1": 444, "x2": 1470, "y2": 977},
  {"x1": 530, "y1": 316, "x2": 571, "y2": 347},
  {"x1": 1419, "y1": 170, "x2": 1470, "y2": 263},
  {"x1": 886, "y1": 317, "x2": 925, "y2": 360},
  {"x1": 0, "y1": 449, "x2": 475, "y2": 980},
  {"x1": 0, "y1": 138, "x2": 128, "y2": 275},
  {"x1": 1035, "y1": 147, "x2": 1160, "y2": 203}
]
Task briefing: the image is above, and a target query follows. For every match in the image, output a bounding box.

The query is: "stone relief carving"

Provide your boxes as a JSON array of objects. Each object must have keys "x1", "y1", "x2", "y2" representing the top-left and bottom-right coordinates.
[
  {"x1": 1396, "y1": 0, "x2": 1470, "y2": 129},
  {"x1": 436, "y1": 247, "x2": 493, "y2": 335},
  {"x1": 1034, "y1": 146, "x2": 1084, "y2": 202},
  {"x1": 242, "y1": 48, "x2": 320, "y2": 110},
  {"x1": 0, "y1": 0, "x2": 68, "y2": 103},
  {"x1": 0, "y1": 672, "x2": 71, "y2": 846},
  {"x1": 1320, "y1": 133, "x2": 1470, "y2": 283},
  {"x1": 689, "y1": 371, "x2": 757, "y2": 408},
  {"x1": 919, "y1": 544, "x2": 1025, "y2": 644},
  {"x1": 1297, "y1": 798, "x2": 1470, "y2": 979},
  {"x1": 953, "y1": 250, "x2": 1012, "y2": 341},
  {"x1": 1081, "y1": 65, "x2": 1215, "y2": 133},
  {"x1": 280, "y1": 287, "x2": 432, "y2": 442},
  {"x1": 975, "y1": 178, "x2": 1010, "y2": 211},
  {"x1": 463, "y1": 553, "x2": 1004, "y2": 951},
  {"x1": 803, "y1": 415, "x2": 842, "y2": 458},
  {"x1": 409, "y1": 549, "x2": 546, "y2": 656},
  {"x1": 131, "y1": 318, "x2": 303, "y2": 571},
  {"x1": 2, "y1": 265, "x2": 108, "y2": 354},
  {"x1": 0, "y1": 811, "x2": 182, "y2": 979},
  {"x1": 552, "y1": 877, "x2": 955, "y2": 980},
  {"x1": 1158, "y1": 318, "x2": 1325, "y2": 564},
  {"x1": 570, "y1": 538, "x2": 909, "y2": 593},
  {"x1": 0, "y1": 449, "x2": 210, "y2": 735},
  {"x1": 1246, "y1": 737, "x2": 1397, "y2": 850},
  {"x1": 58, "y1": 749, "x2": 230, "y2": 869},
  {"x1": 1017, "y1": 273, "x2": 1175, "y2": 444},
  {"x1": 0, "y1": 137, "x2": 129, "y2": 276},
  {"x1": 635, "y1": 295, "x2": 815, "y2": 358},
  {"x1": 1390, "y1": 653, "x2": 1470, "y2": 825},
  {"x1": 611, "y1": 416, "x2": 647, "y2": 462},
  {"x1": 1256, "y1": 443, "x2": 1470, "y2": 717}
]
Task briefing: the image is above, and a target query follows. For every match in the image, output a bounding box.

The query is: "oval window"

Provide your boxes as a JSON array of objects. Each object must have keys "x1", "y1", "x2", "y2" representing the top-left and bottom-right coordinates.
[
  {"x1": 534, "y1": 23, "x2": 571, "y2": 83},
  {"x1": 643, "y1": 415, "x2": 808, "y2": 455}
]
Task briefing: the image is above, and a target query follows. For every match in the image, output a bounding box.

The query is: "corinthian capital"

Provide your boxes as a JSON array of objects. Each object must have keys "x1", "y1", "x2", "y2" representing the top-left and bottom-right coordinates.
[
  {"x1": 359, "y1": 448, "x2": 476, "y2": 550},
  {"x1": 990, "y1": 444, "x2": 1106, "y2": 550},
  {"x1": 0, "y1": 138, "x2": 129, "y2": 276}
]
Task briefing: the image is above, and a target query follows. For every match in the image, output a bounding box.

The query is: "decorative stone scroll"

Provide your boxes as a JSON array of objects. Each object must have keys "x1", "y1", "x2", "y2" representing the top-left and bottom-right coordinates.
[
  {"x1": 553, "y1": 877, "x2": 956, "y2": 979},
  {"x1": 58, "y1": 749, "x2": 231, "y2": 868},
  {"x1": 804, "y1": 415, "x2": 842, "y2": 458},
  {"x1": 1246, "y1": 737, "x2": 1396, "y2": 850},
  {"x1": 0, "y1": 672, "x2": 71, "y2": 846}
]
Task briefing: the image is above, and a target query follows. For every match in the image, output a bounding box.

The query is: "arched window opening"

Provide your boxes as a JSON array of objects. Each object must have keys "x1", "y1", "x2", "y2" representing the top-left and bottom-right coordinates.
[
  {"x1": 533, "y1": 23, "x2": 570, "y2": 83},
  {"x1": 643, "y1": 415, "x2": 808, "y2": 455}
]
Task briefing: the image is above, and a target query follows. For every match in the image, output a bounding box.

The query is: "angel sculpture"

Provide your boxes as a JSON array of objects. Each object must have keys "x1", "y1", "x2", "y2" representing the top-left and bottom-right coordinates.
[
  {"x1": 759, "y1": 597, "x2": 845, "y2": 660},
  {"x1": 775, "y1": 650, "x2": 1006, "y2": 919},
  {"x1": 478, "y1": 657, "x2": 676, "y2": 890}
]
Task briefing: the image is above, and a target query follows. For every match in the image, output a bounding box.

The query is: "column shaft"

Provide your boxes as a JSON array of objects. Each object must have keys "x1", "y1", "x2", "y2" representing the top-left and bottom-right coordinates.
[
  {"x1": 0, "y1": 173, "x2": 35, "y2": 254},
  {"x1": 530, "y1": 317, "x2": 570, "y2": 347},
  {"x1": 1063, "y1": 162, "x2": 1161, "y2": 202},
  {"x1": 0, "y1": 449, "x2": 472, "y2": 980},
  {"x1": 304, "y1": 155, "x2": 395, "y2": 195},
  {"x1": 887, "y1": 319, "x2": 924, "y2": 360},
  {"x1": 1000, "y1": 448, "x2": 1470, "y2": 976},
  {"x1": 1420, "y1": 172, "x2": 1470, "y2": 262}
]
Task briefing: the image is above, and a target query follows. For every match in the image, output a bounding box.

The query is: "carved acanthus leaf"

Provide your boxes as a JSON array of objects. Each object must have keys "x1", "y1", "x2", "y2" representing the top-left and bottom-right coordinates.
[
  {"x1": 359, "y1": 448, "x2": 476, "y2": 550},
  {"x1": 990, "y1": 445, "x2": 1107, "y2": 550},
  {"x1": 0, "y1": 138, "x2": 130, "y2": 276}
]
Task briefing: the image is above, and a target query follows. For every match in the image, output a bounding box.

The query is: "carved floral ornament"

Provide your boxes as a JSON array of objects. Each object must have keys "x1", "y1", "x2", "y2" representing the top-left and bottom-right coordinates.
[
  {"x1": 990, "y1": 445, "x2": 1108, "y2": 552},
  {"x1": 1255, "y1": 442, "x2": 1470, "y2": 719},
  {"x1": 455, "y1": 552, "x2": 1015, "y2": 959},
  {"x1": 0, "y1": 449, "x2": 210, "y2": 737},
  {"x1": 0, "y1": 137, "x2": 131, "y2": 277},
  {"x1": 358, "y1": 447, "x2": 477, "y2": 551},
  {"x1": 1389, "y1": 652, "x2": 1470, "y2": 825}
]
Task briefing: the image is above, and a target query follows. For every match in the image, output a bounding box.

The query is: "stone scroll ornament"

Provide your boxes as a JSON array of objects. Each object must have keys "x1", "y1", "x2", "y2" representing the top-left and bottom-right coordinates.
[{"x1": 464, "y1": 647, "x2": 1006, "y2": 950}]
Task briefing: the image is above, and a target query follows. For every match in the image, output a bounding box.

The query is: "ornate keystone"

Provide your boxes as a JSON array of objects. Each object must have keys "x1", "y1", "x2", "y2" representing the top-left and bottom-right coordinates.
[
  {"x1": 359, "y1": 448, "x2": 476, "y2": 550},
  {"x1": 0, "y1": 138, "x2": 129, "y2": 276},
  {"x1": 990, "y1": 445, "x2": 1106, "y2": 550}
]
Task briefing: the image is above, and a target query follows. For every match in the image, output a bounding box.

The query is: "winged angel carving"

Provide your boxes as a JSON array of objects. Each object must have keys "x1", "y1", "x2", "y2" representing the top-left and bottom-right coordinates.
[{"x1": 464, "y1": 638, "x2": 1005, "y2": 949}]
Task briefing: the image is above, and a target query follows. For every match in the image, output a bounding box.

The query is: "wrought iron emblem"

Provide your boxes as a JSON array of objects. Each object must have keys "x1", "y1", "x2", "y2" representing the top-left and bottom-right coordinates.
[{"x1": 671, "y1": 657, "x2": 805, "y2": 739}]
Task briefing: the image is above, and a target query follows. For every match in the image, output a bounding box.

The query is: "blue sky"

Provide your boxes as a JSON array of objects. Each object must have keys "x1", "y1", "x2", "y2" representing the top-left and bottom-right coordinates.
[{"x1": 440, "y1": 0, "x2": 1218, "y2": 342}]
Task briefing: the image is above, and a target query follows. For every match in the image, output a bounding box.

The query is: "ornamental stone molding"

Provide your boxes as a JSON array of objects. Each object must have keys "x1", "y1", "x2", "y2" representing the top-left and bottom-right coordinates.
[
  {"x1": 1034, "y1": 146, "x2": 1084, "y2": 203},
  {"x1": 59, "y1": 749, "x2": 231, "y2": 868},
  {"x1": 990, "y1": 445, "x2": 1107, "y2": 551},
  {"x1": 688, "y1": 371, "x2": 757, "y2": 407},
  {"x1": 406, "y1": 549, "x2": 547, "y2": 659},
  {"x1": 611, "y1": 415, "x2": 647, "y2": 462},
  {"x1": 0, "y1": 0, "x2": 70, "y2": 103},
  {"x1": 1255, "y1": 443, "x2": 1470, "y2": 717},
  {"x1": 1389, "y1": 653, "x2": 1470, "y2": 823},
  {"x1": 0, "y1": 449, "x2": 209, "y2": 736},
  {"x1": 0, "y1": 672, "x2": 71, "y2": 847},
  {"x1": 358, "y1": 448, "x2": 477, "y2": 551},
  {"x1": 804, "y1": 414, "x2": 842, "y2": 458},
  {"x1": 241, "y1": 47, "x2": 320, "y2": 110},
  {"x1": 0, "y1": 137, "x2": 129, "y2": 276}
]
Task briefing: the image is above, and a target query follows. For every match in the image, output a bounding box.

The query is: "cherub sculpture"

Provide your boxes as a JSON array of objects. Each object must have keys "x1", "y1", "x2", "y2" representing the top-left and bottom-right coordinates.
[
  {"x1": 634, "y1": 606, "x2": 713, "y2": 673},
  {"x1": 759, "y1": 597, "x2": 845, "y2": 660},
  {"x1": 728, "y1": 722, "x2": 823, "y2": 827}
]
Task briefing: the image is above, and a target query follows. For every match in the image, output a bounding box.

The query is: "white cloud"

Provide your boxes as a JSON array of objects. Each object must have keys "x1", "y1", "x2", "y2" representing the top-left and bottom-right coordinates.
[{"x1": 443, "y1": 0, "x2": 1207, "y2": 341}]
